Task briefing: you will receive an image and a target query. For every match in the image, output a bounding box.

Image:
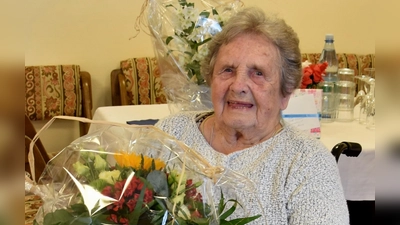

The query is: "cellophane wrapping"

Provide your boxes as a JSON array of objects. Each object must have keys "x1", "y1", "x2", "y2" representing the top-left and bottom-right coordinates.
[
  {"x1": 26, "y1": 124, "x2": 262, "y2": 225},
  {"x1": 146, "y1": 0, "x2": 243, "y2": 113}
]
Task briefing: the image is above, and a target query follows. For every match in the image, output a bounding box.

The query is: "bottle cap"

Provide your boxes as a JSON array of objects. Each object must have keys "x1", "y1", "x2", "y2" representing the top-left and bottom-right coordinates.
[{"x1": 325, "y1": 34, "x2": 334, "y2": 41}]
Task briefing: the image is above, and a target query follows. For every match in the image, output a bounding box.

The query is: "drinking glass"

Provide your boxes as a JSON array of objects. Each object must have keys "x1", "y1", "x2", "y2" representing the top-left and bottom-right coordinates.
[
  {"x1": 354, "y1": 90, "x2": 366, "y2": 122},
  {"x1": 359, "y1": 93, "x2": 372, "y2": 125},
  {"x1": 338, "y1": 68, "x2": 355, "y2": 82},
  {"x1": 366, "y1": 97, "x2": 375, "y2": 129},
  {"x1": 355, "y1": 75, "x2": 370, "y2": 95},
  {"x1": 335, "y1": 81, "x2": 355, "y2": 122}
]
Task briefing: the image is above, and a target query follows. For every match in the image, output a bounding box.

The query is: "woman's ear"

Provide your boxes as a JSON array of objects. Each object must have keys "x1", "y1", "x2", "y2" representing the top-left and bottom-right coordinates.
[{"x1": 280, "y1": 94, "x2": 291, "y2": 110}]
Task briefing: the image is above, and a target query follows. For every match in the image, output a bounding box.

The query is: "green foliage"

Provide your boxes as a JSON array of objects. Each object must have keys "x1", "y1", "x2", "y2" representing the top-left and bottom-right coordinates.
[{"x1": 218, "y1": 191, "x2": 261, "y2": 225}]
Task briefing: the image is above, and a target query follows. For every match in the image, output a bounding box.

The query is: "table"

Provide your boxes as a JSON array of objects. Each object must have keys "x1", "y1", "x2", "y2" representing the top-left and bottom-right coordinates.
[{"x1": 88, "y1": 104, "x2": 375, "y2": 201}]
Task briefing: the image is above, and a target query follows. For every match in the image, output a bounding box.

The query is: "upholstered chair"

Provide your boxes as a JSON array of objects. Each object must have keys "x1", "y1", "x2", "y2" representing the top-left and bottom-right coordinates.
[
  {"x1": 25, "y1": 65, "x2": 93, "y2": 136},
  {"x1": 110, "y1": 57, "x2": 167, "y2": 106}
]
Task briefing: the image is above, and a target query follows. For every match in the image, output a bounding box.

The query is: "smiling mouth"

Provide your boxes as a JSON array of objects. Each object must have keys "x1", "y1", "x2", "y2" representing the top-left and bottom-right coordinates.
[{"x1": 227, "y1": 101, "x2": 253, "y2": 108}]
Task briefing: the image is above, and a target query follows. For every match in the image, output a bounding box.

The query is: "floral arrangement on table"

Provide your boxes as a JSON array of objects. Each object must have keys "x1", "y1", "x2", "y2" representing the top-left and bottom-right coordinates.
[
  {"x1": 301, "y1": 61, "x2": 328, "y2": 89},
  {"x1": 29, "y1": 125, "x2": 261, "y2": 225},
  {"x1": 146, "y1": 0, "x2": 243, "y2": 111}
]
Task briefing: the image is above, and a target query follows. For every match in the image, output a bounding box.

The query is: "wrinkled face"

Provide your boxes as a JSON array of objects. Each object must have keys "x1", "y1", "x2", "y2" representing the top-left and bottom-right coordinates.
[{"x1": 211, "y1": 33, "x2": 290, "y2": 130}]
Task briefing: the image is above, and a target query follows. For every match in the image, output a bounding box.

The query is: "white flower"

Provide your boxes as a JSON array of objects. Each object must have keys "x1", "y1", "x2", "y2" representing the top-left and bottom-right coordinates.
[
  {"x1": 182, "y1": 5, "x2": 198, "y2": 21},
  {"x1": 94, "y1": 154, "x2": 107, "y2": 171},
  {"x1": 198, "y1": 46, "x2": 209, "y2": 58},
  {"x1": 73, "y1": 161, "x2": 90, "y2": 176},
  {"x1": 178, "y1": 16, "x2": 192, "y2": 30},
  {"x1": 168, "y1": 170, "x2": 187, "y2": 194},
  {"x1": 98, "y1": 170, "x2": 121, "y2": 185},
  {"x1": 81, "y1": 151, "x2": 95, "y2": 161},
  {"x1": 187, "y1": 28, "x2": 202, "y2": 42}
]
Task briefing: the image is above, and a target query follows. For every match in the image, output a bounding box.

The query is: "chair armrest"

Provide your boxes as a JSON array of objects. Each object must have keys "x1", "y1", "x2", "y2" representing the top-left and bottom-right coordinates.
[
  {"x1": 80, "y1": 71, "x2": 92, "y2": 135},
  {"x1": 118, "y1": 73, "x2": 130, "y2": 105},
  {"x1": 80, "y1": 71, "x2": 92, "y2": 119},
  {"x1": 111, "y1": 69, "x2": 122, "y2": 106}
]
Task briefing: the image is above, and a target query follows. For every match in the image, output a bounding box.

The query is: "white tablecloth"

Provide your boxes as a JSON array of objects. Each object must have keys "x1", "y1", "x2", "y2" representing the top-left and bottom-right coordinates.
[{"x1": 89, "y1": 104, "x2": 375, "y2": 201}]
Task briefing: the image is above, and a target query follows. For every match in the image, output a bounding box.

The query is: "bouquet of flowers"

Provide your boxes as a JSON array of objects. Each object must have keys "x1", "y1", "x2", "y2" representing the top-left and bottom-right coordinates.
[
  {"x1": 301, "y1": 61, "x2": 328, "y2": 89},
  {"x1": 26, "y1": 119, "x2": 262, "y2": 225},
  {"x1": 145, "y1": 0, "x2": 243, "y2": 112}
]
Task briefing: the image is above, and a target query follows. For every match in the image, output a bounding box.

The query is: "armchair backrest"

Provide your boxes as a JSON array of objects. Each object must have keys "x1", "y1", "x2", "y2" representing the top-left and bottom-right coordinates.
[
  {"x1": 111, "y1": 57, "x2": 167, "y2": 106},
  {"x1": 25, "y1": 65, "x2": 93, "y2": 136}
]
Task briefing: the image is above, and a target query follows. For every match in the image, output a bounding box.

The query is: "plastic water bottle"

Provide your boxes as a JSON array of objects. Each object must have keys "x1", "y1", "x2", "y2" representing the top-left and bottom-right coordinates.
[
  {"x1": 318, "y1": 34, "x2": 338, "y2": 82},
  {"x1": 318, "y1": 34, "x2": 339, "y2": 122}
]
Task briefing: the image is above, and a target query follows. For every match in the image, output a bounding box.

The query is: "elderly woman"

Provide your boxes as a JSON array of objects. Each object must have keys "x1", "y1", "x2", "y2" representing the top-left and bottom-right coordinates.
[{"x1": 156, "y1": 7, "x2": 348, "y2": 225}]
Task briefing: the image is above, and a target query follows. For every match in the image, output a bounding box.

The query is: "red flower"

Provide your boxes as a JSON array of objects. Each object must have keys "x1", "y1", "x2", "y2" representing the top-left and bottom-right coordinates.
[
  {"x1": 101, "y1": 186, "x2": 112, "y2": 197},
  {"x1": 126, "y1": 198, "x2": 138, "y2": 211},
  {"x1": 301, "y1": 72, "x2": 313, "y2": 89},
  {"x1": 185, "y1": 179, "x2": 203, "y2": 202},
  {"x1": 301, "y1": 62, "x2": 328, "y2": 89},
  {"x1": 144, "y1": 189, "x2": 154, "y2": 203},
  {"x1": 109, "y1": 214, "x2": 118, "y2": 223},
  {"x1": 119, "y1": 217, "x2": 129, "y2": 225},
  {"x1": 102, "y1": 176, "x2": 155, "y2": 223}
]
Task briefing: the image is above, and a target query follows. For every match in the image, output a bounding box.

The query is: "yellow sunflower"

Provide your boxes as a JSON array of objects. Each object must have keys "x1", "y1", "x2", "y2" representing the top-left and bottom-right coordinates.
[{"x1": 114, "y1": 152, "x2": 165, "y2": 171}]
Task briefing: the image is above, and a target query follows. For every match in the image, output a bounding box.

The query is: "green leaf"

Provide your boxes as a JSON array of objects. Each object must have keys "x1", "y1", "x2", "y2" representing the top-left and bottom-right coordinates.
[
  {"x1": 166, "y1": 36, "x2": 174, "y2": 45},
  {"x1": 218, "y1": 190, "x2": 226, "y2": 215},
  {"x1": 150, "y1": 209, "x2": 166, "y2": 224},
  {"x1": 147, "y1": 170, "x2": 169, "y2": 197},
  {"x1": 128, "y1": 182, "x2": 147, "y2": 224},
  {"x1": 178, "y1": 0, "x2": 187, "y2": 6},
  {"x1": 42, "y1": 209, "x2": 80, "y2": 225},
  {"x1": 165, "y1": 4, "x2": 176, "y2": 9},
  {"x1": 154, "y1": 197, "x2": 167, "y2": 210},
  {"x1": 199, "y1": 11, "x2": 210, "y2": 18},
  {"x1": 183, "y1": 22, "x2": 195, "y2": 35},
  {"x1": 221, "y1": 215, "x2": 262, "y2": 225},
  {"x1": 198, "y1": 37, "x2": 211, "y2": 46},
  {"x1": 219, "y1": 200, "x2": 238, "y2": 220},
  {"x1": 212, "y1": 8, "x2": 219, "y2": 15}
]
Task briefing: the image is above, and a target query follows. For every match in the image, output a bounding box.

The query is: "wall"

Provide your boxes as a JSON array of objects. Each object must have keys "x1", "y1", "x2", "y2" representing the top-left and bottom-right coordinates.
[{"x1": 24, "y1": 0, "x2": 375, "y2": 154}]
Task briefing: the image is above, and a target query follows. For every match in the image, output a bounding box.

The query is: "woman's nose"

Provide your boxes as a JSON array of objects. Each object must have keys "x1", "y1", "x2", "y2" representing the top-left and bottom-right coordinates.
[{"x1": 230, "y1": 72, "x2": 249, "y2": 94}]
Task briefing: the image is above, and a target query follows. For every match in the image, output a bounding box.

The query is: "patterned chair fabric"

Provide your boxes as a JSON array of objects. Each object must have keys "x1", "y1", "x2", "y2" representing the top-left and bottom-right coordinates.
[
  {"x1": 25, "y1": 65, "x2": 92, "y2": 135},
  {"x1": 112, "y1": 57, "x2": 167, "y2": 105},
  {"x1": 25, "y1": 65, "x2": 82, "y2": 120},
  {"x1": 301, "y1": 53, "x2": 375, "y2": 75}
]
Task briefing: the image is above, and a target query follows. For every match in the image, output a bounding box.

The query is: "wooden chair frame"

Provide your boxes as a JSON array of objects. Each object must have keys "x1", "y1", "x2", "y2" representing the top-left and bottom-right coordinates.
[
  {"x1": 79, "y1": 71, "x2": 93, "y2": 135},
  {"x1": 111, "y1": 69, "x2": 130, "y2": 106}
]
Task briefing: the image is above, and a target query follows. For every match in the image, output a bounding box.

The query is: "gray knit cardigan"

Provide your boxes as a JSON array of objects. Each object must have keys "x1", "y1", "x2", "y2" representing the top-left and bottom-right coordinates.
[{"x1": 155, "y1": 111, "x2": 349, "y2": 225}]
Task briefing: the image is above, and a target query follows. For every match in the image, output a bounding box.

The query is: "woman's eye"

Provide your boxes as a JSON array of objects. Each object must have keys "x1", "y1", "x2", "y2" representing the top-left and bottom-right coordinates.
[
  {"x1": 223, "y1": 68, "x2": 233, "y2": 73},
  {"x1": 255, "y1": 71, "x2": 264, "y2": 76}
]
